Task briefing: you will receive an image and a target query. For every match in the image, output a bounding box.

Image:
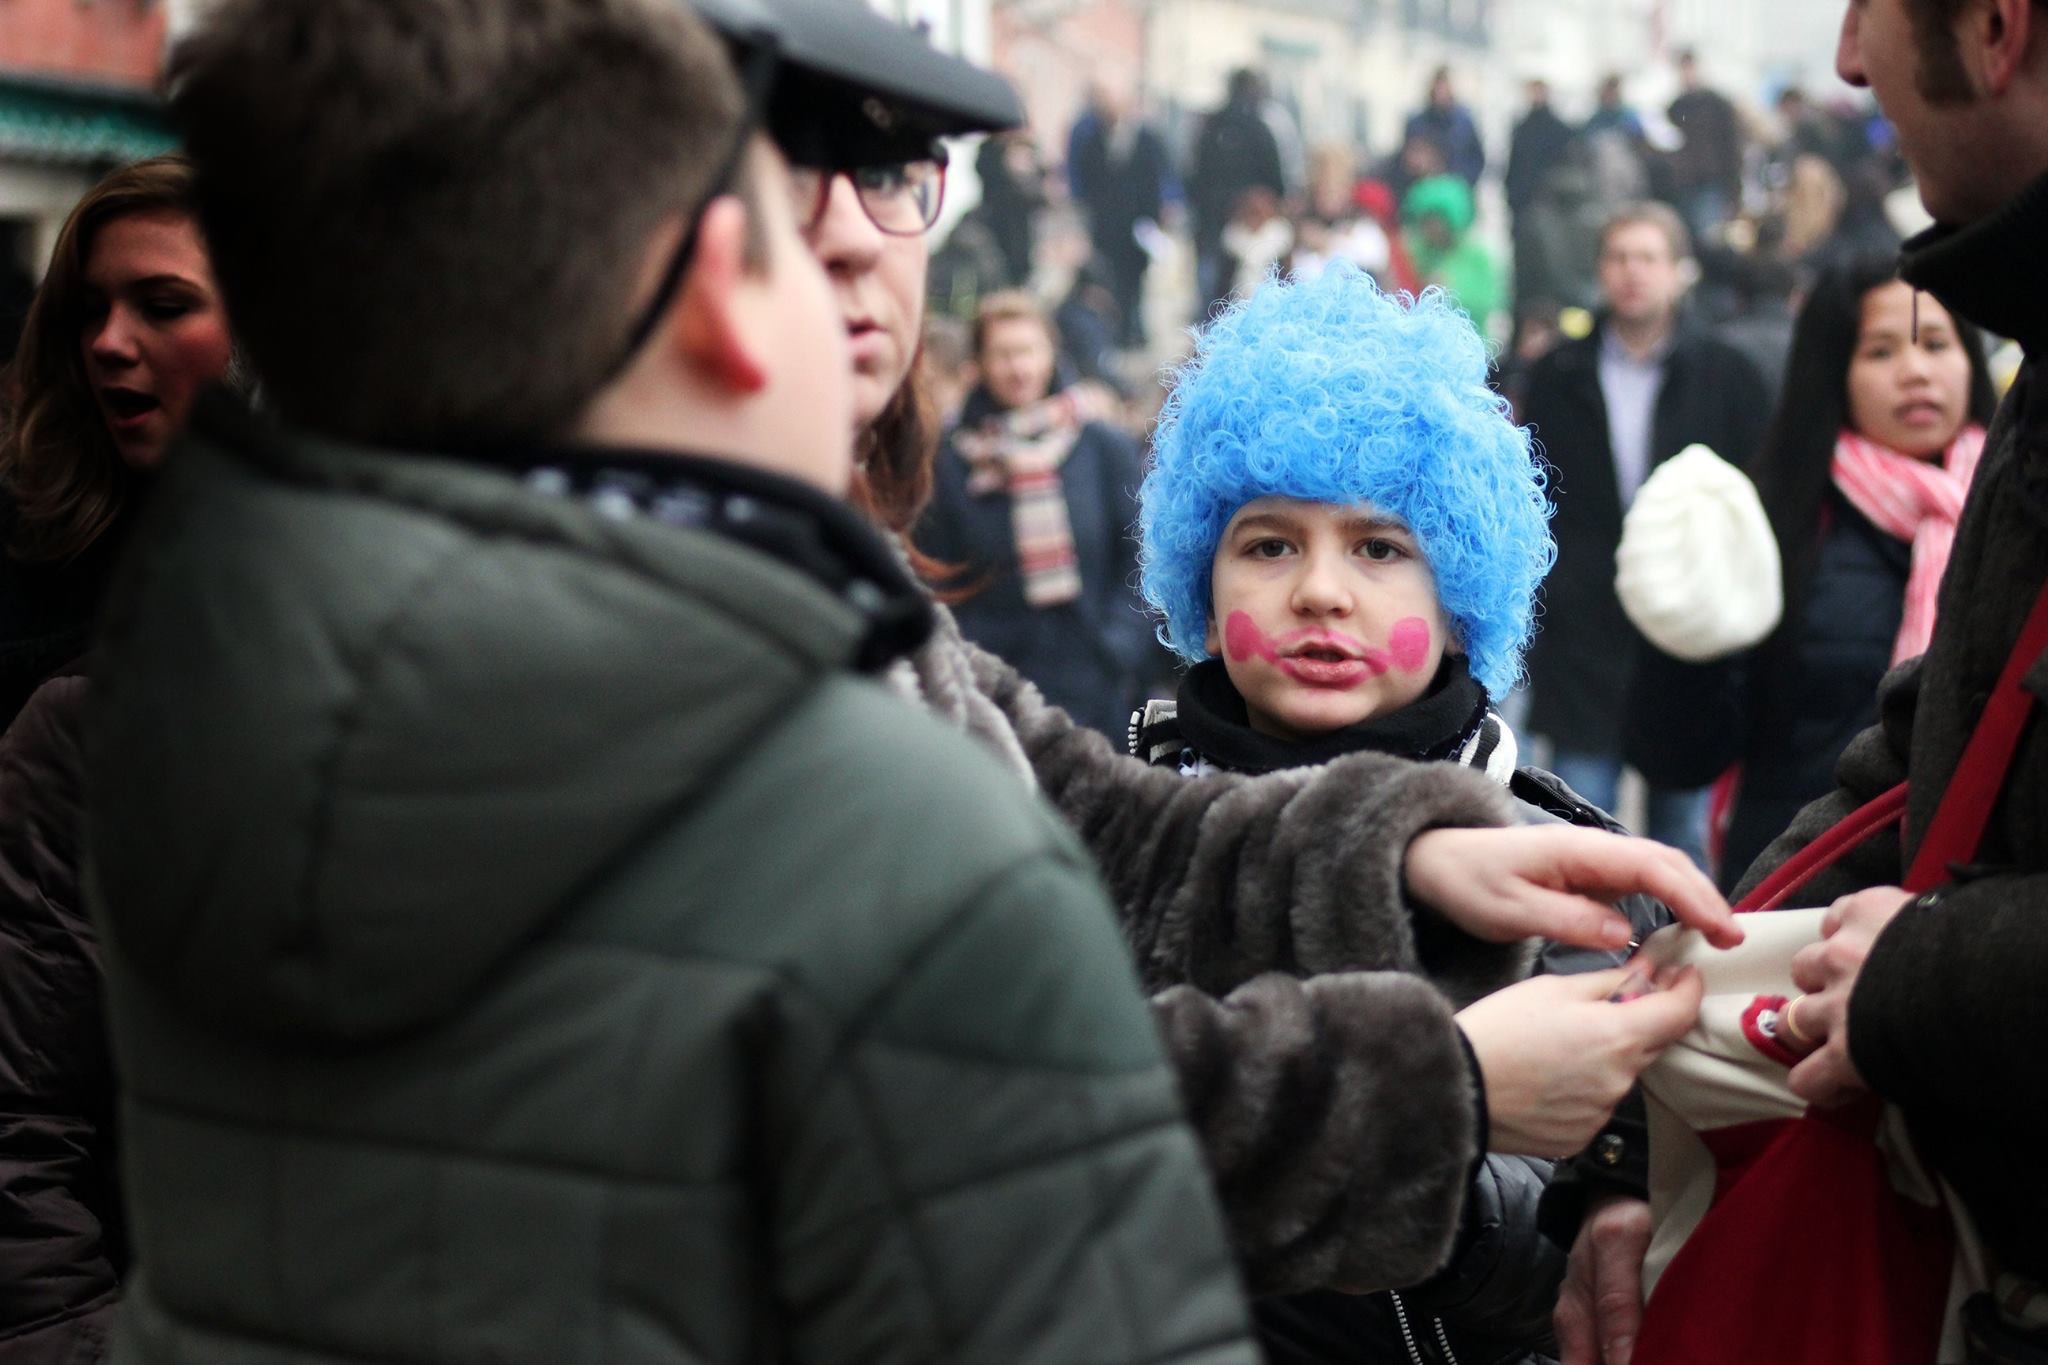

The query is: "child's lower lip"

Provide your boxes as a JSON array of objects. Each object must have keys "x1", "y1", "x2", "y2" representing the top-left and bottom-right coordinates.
[{"x1": 1279, "y1": 655, "x2": 1386, "y2": 686}]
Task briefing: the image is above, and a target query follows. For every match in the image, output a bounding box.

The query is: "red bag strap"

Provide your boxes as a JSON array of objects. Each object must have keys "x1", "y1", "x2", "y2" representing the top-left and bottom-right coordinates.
[
  {"x1": 1903, "y1": 576, "x2": 2048, "y2": 892},
  {"x1": 1735, "y1": 575, "x2": 2048, "y2": 911},
  {"x1": 1736, "y1": 783, "x2": 1908, "y2": 912}
]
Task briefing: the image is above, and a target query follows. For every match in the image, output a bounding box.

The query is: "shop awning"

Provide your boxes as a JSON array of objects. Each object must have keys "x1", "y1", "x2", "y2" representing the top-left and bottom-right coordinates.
[{"x1": 0, "y1": 76, "x2": 176, "y2": 167}]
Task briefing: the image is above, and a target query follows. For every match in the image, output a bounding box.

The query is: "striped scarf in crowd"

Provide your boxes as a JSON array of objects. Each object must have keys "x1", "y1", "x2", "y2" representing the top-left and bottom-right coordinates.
[
  {"x1": 1830, "y1": 423, "x2": 1988, "y2": 665},
  {"x1": 953, "y1": 387, "x2": 1109, "y2": 609}
]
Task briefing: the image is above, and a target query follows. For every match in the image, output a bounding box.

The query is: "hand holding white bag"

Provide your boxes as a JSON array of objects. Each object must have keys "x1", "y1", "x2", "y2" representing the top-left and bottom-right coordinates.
[{"x1": 1614, "y1": 443, "x2": 1783, "y2": 662}]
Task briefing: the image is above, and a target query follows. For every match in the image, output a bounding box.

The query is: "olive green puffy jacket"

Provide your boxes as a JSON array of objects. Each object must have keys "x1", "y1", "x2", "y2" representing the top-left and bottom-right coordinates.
[{"x1": 85, "y1": 411, "x2": 1255, "y2": 1363}]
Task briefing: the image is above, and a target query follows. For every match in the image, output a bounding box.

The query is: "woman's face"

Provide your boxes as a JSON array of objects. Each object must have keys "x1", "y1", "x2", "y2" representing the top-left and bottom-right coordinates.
[
  {"x1": 803, "y1": 175, "x2": 930, "y2": 431},
  {"x1": 79, "y1": 209, "x2": 232, "y2": 470},
  {"x1": 1845, "y1": 280, "x2": 1973, "y2": 461}
]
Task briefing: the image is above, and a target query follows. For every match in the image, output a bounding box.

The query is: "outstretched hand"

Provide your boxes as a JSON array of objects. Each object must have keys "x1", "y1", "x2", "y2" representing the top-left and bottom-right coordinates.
[
  {"x1": 1406, "y1": 825, "x2": 1742, "y2": 952},
  {"x1": 1457, "y1": 963, "x2": 1704, "y2": 1156}
]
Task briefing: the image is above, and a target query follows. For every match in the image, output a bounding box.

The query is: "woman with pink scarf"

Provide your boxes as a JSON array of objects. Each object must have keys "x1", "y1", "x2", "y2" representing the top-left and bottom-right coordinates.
[{"x1": 1624, "y1": 251, "x2": 2000, "y2": 890}]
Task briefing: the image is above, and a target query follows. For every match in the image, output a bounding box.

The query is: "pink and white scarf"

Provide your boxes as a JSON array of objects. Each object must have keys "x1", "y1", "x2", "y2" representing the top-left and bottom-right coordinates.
[
  {"x1": 953, "y1": 386, "x2": 1115, "y2": 609},
  {"x1": 1830, "y1": 424, "x2": 1988, "y2": 665}
]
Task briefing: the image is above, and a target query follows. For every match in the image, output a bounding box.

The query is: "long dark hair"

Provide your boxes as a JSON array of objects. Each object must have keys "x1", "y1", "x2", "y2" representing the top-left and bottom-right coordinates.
[{"x1": 1748, "y1": 251, "x2": 1998, "y2": 631}]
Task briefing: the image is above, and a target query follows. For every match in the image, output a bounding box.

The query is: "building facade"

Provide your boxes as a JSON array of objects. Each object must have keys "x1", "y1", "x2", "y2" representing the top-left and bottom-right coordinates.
[{"x1": 1, "y1": 0, "x2": 174, "y2": 281}]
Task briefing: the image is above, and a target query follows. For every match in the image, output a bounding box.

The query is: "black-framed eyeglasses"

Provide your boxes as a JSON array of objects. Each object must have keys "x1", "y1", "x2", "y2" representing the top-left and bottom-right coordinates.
[{"x1": 789, "y1": 151, "x2": 948, "y2": 237}]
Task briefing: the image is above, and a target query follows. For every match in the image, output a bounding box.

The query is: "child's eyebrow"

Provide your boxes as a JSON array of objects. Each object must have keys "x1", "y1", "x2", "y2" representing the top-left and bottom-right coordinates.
[
  {"x1": 1227, "y1": 512, "x2": 1302, "y2": 537},
  {"x1": 1337, "y1": 513, "x2": 1412, "y2": 536}
]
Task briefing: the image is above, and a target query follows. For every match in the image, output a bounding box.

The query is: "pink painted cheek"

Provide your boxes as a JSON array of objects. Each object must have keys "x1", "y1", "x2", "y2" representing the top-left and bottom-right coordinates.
[
  {"x1": 1222, "y1": 611, "x2": 1279, "y2": 663},
  {"x1": 1388, "y1": 617, "x2": 1433, "y2": 673}
]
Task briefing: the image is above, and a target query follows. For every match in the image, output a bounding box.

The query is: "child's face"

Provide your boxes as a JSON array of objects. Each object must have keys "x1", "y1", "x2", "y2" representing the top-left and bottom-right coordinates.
[{"x1": 1204, "y1": 497, "x2": 1455, "y2": 741}]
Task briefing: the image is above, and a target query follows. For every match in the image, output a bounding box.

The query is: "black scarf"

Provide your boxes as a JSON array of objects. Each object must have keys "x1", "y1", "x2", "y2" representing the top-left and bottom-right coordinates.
[{"x1": 1169, "y1": 652, "x2": 1489, "y2": 775}]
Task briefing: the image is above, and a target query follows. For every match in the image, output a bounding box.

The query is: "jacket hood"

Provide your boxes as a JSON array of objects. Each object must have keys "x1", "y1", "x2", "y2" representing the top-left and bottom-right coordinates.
[
  {"x1": 1402, "y1": 174, "x2": 1475, "y2": 236},
  {"x1": 89, "y1": 407, "x2": 904, "y2": 1044}
]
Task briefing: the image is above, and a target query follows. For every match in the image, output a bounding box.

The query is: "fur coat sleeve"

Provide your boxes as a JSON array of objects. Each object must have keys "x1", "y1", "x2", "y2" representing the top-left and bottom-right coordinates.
[
  {"x1": 1152, "y1": 972, "x2": 1484, "y2": 1296},
  {"x1": 965, "y1": 642, "x2": 1533, "y2": 1004}
]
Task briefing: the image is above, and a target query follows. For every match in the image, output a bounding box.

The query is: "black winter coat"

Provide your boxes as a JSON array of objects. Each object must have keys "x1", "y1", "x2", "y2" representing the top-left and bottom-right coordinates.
[
  {"x1": 1736, "y1": 169, "x2": 2048, "y2": 1285},
  {"x1": 1520, "y1": 323, "x2": 1770, "y2": 753},
  {"x1": 1189, "y1": 101, "x2": 1285, "y2": 249},
  {"x1": 0, "y1": 497, "x2": 117, "y2": 733},
  {"x1": 1068, "y1": 119, "x2": 1172, "y2": 249},
  {"x1": 916, "y1": 390, "x2": 1167, "y2": 739},
  {"x1": 0, "y1": 664, "x2": 120, "y2": 1362},
  {"x1": 1623, "y1": 490, "x2": 1907, "y2": 889}
]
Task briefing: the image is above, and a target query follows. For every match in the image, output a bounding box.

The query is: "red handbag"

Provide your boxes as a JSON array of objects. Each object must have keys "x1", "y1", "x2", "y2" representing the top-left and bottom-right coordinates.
[{"x1": 1634, "y1": 578, "x2": 2048, "y2": 1365}]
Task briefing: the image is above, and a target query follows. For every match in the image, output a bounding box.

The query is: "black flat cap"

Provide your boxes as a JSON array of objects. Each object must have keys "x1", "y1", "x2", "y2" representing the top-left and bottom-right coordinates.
[{"x1": 692, "y1": 0, "x2": 1023, "y2": 166}]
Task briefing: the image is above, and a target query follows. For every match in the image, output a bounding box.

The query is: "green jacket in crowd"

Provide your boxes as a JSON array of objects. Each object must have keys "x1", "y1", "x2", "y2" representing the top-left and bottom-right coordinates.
[{"x1": 84, "y1": 404, "x2": 1257, "y2": 1363}]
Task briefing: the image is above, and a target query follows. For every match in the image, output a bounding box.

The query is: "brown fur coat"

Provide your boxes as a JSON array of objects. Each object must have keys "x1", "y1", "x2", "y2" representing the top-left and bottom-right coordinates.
[{"x1": 890, "y1": 607, "x2": 1533, "y2": 1294}]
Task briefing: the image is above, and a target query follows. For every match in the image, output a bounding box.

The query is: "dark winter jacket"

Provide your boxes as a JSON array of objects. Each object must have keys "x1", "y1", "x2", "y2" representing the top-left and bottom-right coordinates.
[
  {"x1": 1505, "y1": 107, "x2": 1574, "y2": 215},
  {"x1": 0, "y1": 663, "x2": 120, "y2": 1363},
  {"x1": 85, "y1": 404, "x2": 1258, "y2": 1363},
  {"x1": 893, "y1": 615, "x2": 1537, "y2": 1294},
  {"x1": 1521, "y1": 321, "x2": 1771, "y2": 753},
  {"x1": 916, "y1": 387, "x2": 1165, "y2": 739},
  {"x1": 1624, "y1": 489, "x2": 1907, "y2": 889},
  {"x1": 1067, "y1": 118, "x2": 1173, "y2": 249},
  {"x1": 1132, "y1": 658, "x2": 1667, "y2": 1364},
  {"x1": 0, "y1": 495, "x2": 120, "y2": 733},
  {"x1": 1189, "y1": 100, "x2": 1286, "y2": 249},
  {"x1": 1735, "y1": 168, "x2": 2048, "y2": 1285},
  {"x1": 1666, "y1": 88, "x2": 1743, "y2": 201}
]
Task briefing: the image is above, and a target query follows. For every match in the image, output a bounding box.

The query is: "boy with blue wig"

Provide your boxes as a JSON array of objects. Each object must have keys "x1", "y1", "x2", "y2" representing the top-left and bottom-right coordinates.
[{"x1": 1133, "y1": 265, "x2": 1666, "y2": 1364}]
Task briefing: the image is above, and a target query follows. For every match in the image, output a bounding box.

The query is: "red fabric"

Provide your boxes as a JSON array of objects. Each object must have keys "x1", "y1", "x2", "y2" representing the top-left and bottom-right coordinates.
[
  {"x1": 1637, "y1": 1105, "x2": 1955, "y2": 1365},
  {"x1": 1639, "y1": 574, "x2": 2048, "y2": 1363}
]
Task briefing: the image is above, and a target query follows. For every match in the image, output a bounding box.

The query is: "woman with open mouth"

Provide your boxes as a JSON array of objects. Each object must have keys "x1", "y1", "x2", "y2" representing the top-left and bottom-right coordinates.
[{"x1": 0, "y1": 154, "x2": 232, "y2": 1360}]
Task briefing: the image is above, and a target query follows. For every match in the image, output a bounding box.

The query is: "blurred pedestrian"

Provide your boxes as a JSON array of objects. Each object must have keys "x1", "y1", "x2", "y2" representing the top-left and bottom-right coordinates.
[
  {"x1": 1666, "y1": 50, "x2": 1745, "y2": 242},
  {"x1": 1584, "y1": 74, "x2": 1644, "y2": 142},
  {"x1": 1066, "y1": 84, "x2": 1172, "y2": 348},
  {"x1": 1623, "y1": 254, "x2": 1997, "y2": 887},
  {"x1": 1190, "y1": 68, "x2": 1287, "y2": 321},
  {"x1": 0, "y1": 152, "x2": 232, "y2": 1363},
  {"x1": 1507, "y1": 79, "x2": 1574, "y2": 221},
  {"x1": 973, "y1": 129, "x2": 1047, "y2": 287},
  {"x1": 1519, "y1": 202, "x2": 1769, "y2": 864},
  {"x1": 1220, "y1": 185, "x2": 1294, "y2": 298},
  {"x1": 1405, "y1": 66, "x2": 1486, "y2": 187},
  {"x1": 1403, "y1": 174, "x2": 1503, "y2": 337},
  {"x1": 916, "y1": 291, "x2": 1162, "y2": 739}
]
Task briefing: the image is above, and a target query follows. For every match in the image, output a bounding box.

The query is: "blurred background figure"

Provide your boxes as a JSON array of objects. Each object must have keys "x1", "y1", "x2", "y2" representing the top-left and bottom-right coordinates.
[
  {"x1": 1403, "y1": 174, "x2": 1502, "y2": 338},
  {"x1": 916, "y1": 291, "x2": 1165, "y2": 740},
  {"x1": 1519, "y1": 203, "x2": 1768, "y2": 865},
  {"x1": 1189, "y1": 68, "x2": 1286, "y2": 323},
  {"x1": 1625, "y1": 255, "x2": 1997, "y2": 887},
  {"x1": 0, "y1": 152, "x2": 232, "y2": 1361},
  {"x1": 1403, "y1": 66, "x2": 1485, "y2": 187},
  {"x1": 1665, "y1": 50, "x2": 1744, "y2": 243},
  {"x1": 1288, "y1": 145, "x2": 1391, "y2": 284},
  {"x1": 1066, "y1": 82, "x2": 1174, "y2": 350},
  {"x1": 1507, "y1": 79, "x2": 1574, "y2": 232},
  {"x1": 1585, "y1": 73, "x2": 1645, "y2": 141},
  {"x1": 973, "y1": 129, "x2": 1049, "y2": 289}
]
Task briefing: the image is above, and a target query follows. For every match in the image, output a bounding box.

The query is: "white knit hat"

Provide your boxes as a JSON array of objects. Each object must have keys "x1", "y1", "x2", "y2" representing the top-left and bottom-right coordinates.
[{"x1": 1615, "y1": 444, "x2": 1783, "y2": 662}]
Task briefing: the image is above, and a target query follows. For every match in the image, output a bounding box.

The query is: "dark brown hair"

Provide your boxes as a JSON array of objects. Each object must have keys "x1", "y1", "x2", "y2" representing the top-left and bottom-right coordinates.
[
  {"x1": 1, "y1": 155, "x2": 200, "y2": 562},
  {"x1": 166, "y1": 0, "x2": 748, "y2": 447}
]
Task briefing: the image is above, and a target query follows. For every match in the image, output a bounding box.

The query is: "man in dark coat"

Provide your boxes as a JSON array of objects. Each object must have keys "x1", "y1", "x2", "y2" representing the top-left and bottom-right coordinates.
[
  {"x1": 1506, "y1": 79, "x2": 1574, "y2": 219},
  {"x1": 1555, "y1": 1, "x2": 2048, "y2": 1357},
  {"x1": 1065, "y1": 85, "x2": 1173, "y2": 348},
  {"x1": 1666, "y1": 50, "x2": 1745, "y2": 241},
  {"x1": 1519, "y1": 202, "x2": 1769, "y2": 865},
  {"x1": 1188, "y1": 68, "x2": 1286, "y2": 322}
]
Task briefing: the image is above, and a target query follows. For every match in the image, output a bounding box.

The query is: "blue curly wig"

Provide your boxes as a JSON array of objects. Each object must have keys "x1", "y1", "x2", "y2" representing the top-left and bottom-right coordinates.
[{"x1": 1139, "y1": 264, "x2": 1554, "y2": 700}]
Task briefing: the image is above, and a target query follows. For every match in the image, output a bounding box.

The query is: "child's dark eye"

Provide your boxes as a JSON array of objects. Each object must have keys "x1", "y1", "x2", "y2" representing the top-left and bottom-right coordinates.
[
  {"x1": 1246, "y1": 538, "x2": 1293, "y2": 559},
  {"x1": 1359, "y1": 538, "x2": 1404, "y2": 562}
]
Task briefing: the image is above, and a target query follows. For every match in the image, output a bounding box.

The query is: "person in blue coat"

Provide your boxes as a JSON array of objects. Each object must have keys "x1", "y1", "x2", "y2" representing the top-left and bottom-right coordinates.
[{"x1": 915, "y1": 290, "x2": 1168, "y2": 739}]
